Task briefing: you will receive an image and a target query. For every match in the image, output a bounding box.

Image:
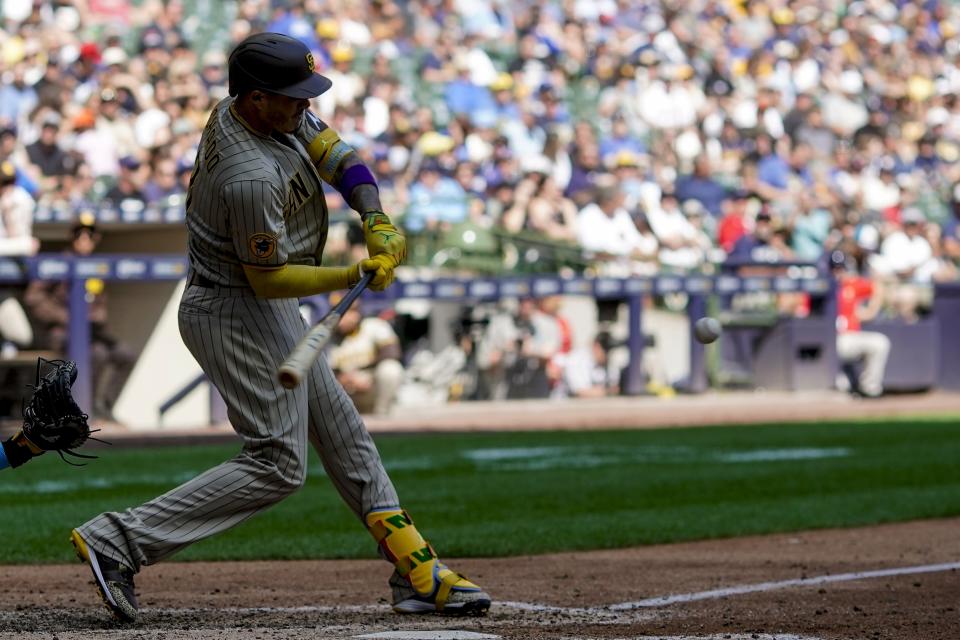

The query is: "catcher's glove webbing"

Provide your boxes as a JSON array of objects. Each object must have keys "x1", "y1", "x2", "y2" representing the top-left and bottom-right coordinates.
[{"x1": 4, "y1": 358, "x2": 104, "y2": 467}]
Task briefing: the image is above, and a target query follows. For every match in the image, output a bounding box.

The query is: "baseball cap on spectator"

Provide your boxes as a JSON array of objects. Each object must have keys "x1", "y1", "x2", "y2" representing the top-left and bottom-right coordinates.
[
  {"x1": 78, "y1": 42, "x2": 101, "y2": 63},
  {"x1": 202, "y1": 50, "x2": 227, "y2": 68},
  {"x1": 828, "y1": 249, "x2": 851, "y2": 272},
  {"x1": 41, "y1": 113, "x2": 61, "y2": 129},
  {"x1": 54, "y1": 5, "x2": 80, "y2": 32},
  {"x1": 316, "y1": 19, "x2": 340, "y2": 40},
  {"x1": 71, "y1": 210, "x2": 98, "y2": 236},
  {"x1": 938, "y1": 140, "x2": 960, "y2": 163},
  {"x1": 101, "y1": 47, "x2": 128, "y2": 67},
  {"x1": 0, "y1": 161, "x2": 16, "y2": 186},
  {"x1": 118, "y1": 156, "x2": 141, "y2": 171},
  {"x1": 417, "y1": 131, "x2": 455, "y2": 156},
  {"x1": 176, "y1": 158, "x2": 194, "y2": 175},
  {"x1": 772, "y1": 8, "x2": 795, "y2": 25},
  {"x1": 613, "y1": 150, "x2": 640, "y2": 169},
  {"x1": 635, "y1": 48, "x2": 659, "y2": 67},
  {"x1": 0, "y1": 124, "x2": 16, "y2": 138},
  {"x1": 376, "y1": 40, "x2": 400, "y2": 60},
  {"x1": 521, "y1": 154, "x2": 551, "y2": 175},
  {"x1": 901, "y1": 207, "x2": 926, "y2": 225},
  {"x1": 72, "y1": 109, "x2": 96, "y2": 130},
  {"x1": 141, "y1": 29, "x2": 165, "y2": 51},
  {"x1": 490, "y1": 72, "x2": 513, "y2": 92},
  {"x1": 420, "y1": 158, "x2": 443, "y2": 175},
  {"x1": 908, "y1": 75, "x2": 935, "y2": 102},
  {"x1": 331, "y1": 44, "x2": 355, "y2": 63}
]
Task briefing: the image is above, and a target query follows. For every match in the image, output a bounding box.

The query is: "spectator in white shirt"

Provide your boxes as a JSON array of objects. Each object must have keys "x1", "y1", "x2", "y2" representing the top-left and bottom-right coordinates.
[
  {"x1": 0, "y1": 161, "x2": 39, "y2": 257},
  {"x1": 561, "y1": 331, "x2": 617, "y2": 398},
  {"x1": 577, "y1": 175, "x2": 658, "y2": 271},
  {"x1": 860, "y1": 167, "x2": 901, "y2": 214},
  {"x1": 870, "y1": 208, "x2": 938, "y2": 283},
  {"x1": 646, "y1": 193, "x2": 708, "y2": 271},
  {"x1": 0, "y1": 161, "x2": 37, "y2": 351},
  {"x1": 637, "y1": 65, "x2": 700, "y2": 131}
]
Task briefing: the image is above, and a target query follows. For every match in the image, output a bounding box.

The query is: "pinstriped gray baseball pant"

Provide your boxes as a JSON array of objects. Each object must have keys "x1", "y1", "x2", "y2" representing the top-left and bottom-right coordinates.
[{"x1": 77, "y1": 284, "x2": 400, "y2": 570}]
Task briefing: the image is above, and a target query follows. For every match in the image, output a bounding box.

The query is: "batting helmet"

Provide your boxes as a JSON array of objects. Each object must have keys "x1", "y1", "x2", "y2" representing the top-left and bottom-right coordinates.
[{"x1": 228, "y1": 32, "x2": 332, "y2": 99}]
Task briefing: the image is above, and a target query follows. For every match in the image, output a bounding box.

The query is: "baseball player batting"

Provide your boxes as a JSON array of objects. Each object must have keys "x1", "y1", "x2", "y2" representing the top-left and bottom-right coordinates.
[{"x1": 69, "y1": 33, "x2": 490, "y2": 622}]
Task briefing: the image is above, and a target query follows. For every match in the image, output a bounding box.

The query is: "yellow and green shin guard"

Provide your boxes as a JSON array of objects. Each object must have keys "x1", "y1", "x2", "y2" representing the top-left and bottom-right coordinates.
[{"x1": 365, "y1": 508, "x2": 483, "y2": 611}]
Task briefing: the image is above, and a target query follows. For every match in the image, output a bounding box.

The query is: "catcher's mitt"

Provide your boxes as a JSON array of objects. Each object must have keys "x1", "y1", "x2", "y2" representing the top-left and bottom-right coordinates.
[{"x1": 15, "y1": 358, "x2": 104, "y2": 465}]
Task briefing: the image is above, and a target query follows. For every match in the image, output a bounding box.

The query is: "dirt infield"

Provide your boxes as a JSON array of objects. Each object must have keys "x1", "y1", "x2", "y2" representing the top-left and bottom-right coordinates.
[{"x1": 1, "y1": 518, "x2": 957, "y2": 640}]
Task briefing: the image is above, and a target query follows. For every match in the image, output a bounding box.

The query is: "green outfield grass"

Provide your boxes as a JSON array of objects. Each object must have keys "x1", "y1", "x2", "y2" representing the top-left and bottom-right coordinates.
[{"x1": 3, "y1": 416, "x2": 959, "y2": 564}]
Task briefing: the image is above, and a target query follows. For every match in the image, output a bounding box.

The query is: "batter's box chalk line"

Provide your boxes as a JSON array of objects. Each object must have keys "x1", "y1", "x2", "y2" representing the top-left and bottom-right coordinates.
[
  {"x1": 356, "y1": 632, "x2": 500, "y2": 639},
  {"x1": 353, "y1": 634, "x2": 818, "y2": 640},
  {"x1": 353, "y1": 634, "x2": 821, "y2": 640},
  {"x1": 150, "y1": 560, "x2": 960, "y2": 626},
  {"x1": 499, "y1": 560, "x2": 960, "y2": 614}
]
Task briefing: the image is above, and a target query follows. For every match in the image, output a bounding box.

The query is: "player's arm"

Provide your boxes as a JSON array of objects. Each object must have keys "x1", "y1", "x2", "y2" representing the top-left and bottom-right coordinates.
[
  {"x1": 225, "y1": 179, "x2": 394, "y2": 297},
  {"x1": 242, "y1": 257, "x2": 394, "y2": 298},
  {"x1": 0, "y1": 437, "x2": 37, "y2": 470},
  {"x1": 295, "y1": 112, "x2": 405, "y2": 266}
]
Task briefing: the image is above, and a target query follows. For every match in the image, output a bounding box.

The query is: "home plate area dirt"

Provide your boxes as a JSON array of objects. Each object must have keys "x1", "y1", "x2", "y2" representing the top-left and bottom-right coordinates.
[{"x1": 1, "y1": 518, "x2": 957, "y2": 640}]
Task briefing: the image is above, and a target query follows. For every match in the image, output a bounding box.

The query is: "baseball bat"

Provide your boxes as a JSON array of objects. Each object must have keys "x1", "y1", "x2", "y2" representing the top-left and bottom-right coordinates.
[{"x1": 276, "y1": 270, "x2": 375, "y2": 389}]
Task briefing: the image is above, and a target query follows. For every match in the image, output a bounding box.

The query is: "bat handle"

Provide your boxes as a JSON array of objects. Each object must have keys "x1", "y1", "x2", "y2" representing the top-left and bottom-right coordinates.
[{"x1": 276, "y1": 271, "x2": 377, "y2": 389}]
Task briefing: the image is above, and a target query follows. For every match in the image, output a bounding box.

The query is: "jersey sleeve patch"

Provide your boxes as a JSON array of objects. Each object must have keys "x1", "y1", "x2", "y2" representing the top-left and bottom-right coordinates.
[{"x1": 248, "y1": 233, "x2": 278, "y2": 260}]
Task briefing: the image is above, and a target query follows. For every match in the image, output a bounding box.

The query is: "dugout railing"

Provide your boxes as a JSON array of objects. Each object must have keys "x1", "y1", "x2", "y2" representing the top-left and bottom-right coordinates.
[{"x1": 2, "y1": 254, "x2": 956, "y2": 420}]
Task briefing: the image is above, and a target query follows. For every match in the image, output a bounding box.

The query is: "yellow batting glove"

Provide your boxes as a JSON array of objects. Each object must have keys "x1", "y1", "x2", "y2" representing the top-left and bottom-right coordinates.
[
  {"x1": 347, "y1": 254, "x2": 397, "y2": 292},
  {"x1": 362, "y1": 211, "x2": 406, "y2": 265}
]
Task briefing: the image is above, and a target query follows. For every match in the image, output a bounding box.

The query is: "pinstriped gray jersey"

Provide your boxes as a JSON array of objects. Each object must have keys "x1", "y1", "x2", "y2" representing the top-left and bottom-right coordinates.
[
  {"x1": 185, "y1": 97, "x2": 329, "y2": 287},
  {"x1": 75, "y1": 98, "x2": 402, "y2": 581}
]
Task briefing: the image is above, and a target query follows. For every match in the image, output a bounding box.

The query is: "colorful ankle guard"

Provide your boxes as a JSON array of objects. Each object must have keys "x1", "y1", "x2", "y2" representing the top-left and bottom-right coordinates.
[{"x1": 366, "y1": 509, "x2": 438, "y2": 596}]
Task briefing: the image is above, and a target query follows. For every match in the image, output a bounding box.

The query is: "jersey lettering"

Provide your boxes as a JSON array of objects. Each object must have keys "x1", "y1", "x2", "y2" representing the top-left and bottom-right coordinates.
[
  {"x1": 284, "y1": 171, "x2": 311, "y2": 217},
  {"x1": 203, "y1": 135, "x2": 221, "y2": 172}
]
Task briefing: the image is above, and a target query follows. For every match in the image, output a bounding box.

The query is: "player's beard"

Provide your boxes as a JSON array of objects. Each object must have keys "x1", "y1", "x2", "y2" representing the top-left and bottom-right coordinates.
[
  {"x1": 280, "y1": 116, "x2": 300, "y2": 133},
  {"x1": 276, "y1": 111, "x2": 303, "y2": 134},
  {"x1": 286, "y1": 110, "x2": 305, "y2": 133}
]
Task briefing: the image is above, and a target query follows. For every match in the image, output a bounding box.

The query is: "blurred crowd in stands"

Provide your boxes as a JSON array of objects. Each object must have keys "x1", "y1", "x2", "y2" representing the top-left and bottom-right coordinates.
[
  {"x1": 1, "y1": 0, "x2": 960, "y2": 409},
  {"x1": 0, "y1": 0, "x2": 957, "y2": 276}
]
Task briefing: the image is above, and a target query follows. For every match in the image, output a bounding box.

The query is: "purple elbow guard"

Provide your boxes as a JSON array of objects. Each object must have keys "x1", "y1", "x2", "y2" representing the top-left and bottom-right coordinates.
[{"x1": 338, "y1": 164, "x2": 378, "y2": 200}]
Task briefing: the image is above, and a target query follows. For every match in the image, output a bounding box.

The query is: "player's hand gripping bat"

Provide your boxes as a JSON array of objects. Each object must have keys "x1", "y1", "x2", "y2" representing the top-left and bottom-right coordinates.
[{"x1": 276, "y1": 270, "x2": 375, "y2": 389}]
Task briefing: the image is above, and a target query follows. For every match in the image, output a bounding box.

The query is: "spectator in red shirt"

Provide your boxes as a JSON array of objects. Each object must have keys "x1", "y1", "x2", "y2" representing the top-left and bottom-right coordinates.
[
  {"x1": 717, "y1": 189, "x2": 751, "y2": 254},
  {"x1": 831, "y1": 251, "x2": 890, "y2": 398}
]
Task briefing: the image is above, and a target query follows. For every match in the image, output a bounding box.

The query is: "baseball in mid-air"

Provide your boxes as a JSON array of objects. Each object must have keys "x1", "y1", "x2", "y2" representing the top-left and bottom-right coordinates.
[{"x1": 694, "y1": 317, "x2": 722, "y2": 344}]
